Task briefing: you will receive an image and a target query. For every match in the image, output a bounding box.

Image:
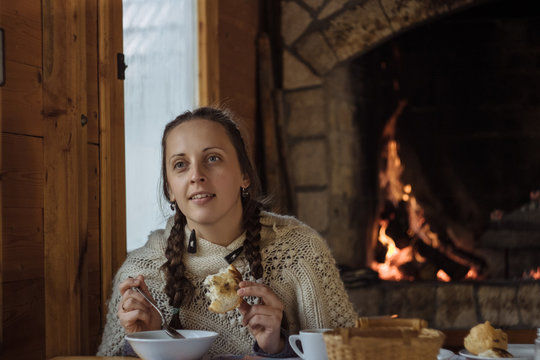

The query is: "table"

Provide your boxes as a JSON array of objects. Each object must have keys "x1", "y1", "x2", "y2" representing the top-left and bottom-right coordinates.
[
  {"x1": 49, "y1": 356, "x2": 300, "y2": 360},
  {"x1": 51, "y1": 357, "x2": 137, "y2": 360}
]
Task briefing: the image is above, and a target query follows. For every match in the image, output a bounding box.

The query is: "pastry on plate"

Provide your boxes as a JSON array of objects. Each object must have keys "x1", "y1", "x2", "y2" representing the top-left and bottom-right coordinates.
[
  {"x1": 477, "y1": 347, "x2": 513, "y2": 358},
  {"x1": 464, "y1": 321, "x2": 508, "y2": 355}
]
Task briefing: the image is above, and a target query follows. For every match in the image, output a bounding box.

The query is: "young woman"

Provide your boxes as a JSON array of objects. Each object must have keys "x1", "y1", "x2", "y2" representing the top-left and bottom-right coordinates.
[{"x1": 97, "y1": 107, "x2": 357, "y2": 357}]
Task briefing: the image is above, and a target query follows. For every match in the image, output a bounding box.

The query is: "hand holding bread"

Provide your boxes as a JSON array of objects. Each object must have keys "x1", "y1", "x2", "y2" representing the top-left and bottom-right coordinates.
[
  {"x1": 203, "y1": 264, "x2": 285, "y2": 354},
  {"x1": 203, "y1": 264, "x2": 243, "y2": 313}
]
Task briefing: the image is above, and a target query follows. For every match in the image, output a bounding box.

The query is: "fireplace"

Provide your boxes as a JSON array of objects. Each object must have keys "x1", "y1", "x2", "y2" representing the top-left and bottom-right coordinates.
[
  {"x1": 353, "y1": 3, "x2": 540, "y2": 281},
  {"x1": 278, "y1": 0, "x2": 540, "y2": 332}
]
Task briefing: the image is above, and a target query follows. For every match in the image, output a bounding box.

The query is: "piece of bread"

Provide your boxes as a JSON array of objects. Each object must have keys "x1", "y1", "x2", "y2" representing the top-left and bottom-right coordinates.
[
  {"x1": 477, "y1": 348, "x2": 513, "y2": 358},
  {"x1": 464, "y1": 321, "x2": 508, "y2": 355},
  {"x1": 203, "y1": 264, "x2": 243, "y2": 313}
]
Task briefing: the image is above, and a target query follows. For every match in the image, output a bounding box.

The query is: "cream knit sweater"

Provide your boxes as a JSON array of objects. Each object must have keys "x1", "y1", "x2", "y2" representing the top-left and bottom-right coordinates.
[{"x1": 97, "y1": 211, "x2": 357, "y2": 357}]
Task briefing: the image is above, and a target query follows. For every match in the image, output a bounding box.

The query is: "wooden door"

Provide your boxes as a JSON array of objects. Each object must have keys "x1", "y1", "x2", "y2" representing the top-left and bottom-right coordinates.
[{"x1": 0, "y1": 0, "x2": 125, "y2": 358}]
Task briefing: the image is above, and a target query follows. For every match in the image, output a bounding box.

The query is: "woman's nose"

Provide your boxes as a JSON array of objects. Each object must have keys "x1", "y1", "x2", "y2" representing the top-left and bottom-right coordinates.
[{"x1": 190, "y1": 164, "x2": 206, "y2": 183}]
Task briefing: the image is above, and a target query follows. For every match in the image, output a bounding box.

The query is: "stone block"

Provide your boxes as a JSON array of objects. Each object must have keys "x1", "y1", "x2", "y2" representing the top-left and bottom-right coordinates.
[
  {"x1": 295, "y1": 31, "x2": 338, "y2": 75},
  {"x1": 329, "y1": 161, "x2": 356, "y2": 197},
  {"x1": 290, "y1": 140, "x2": 328, "y2": 187},
  {"x1": 347, "y1": 286, "x2": 383, "y2": 316},
  {"x1": 284, "y1": 88, "x2": 327, "y2": 137},
  {"x1": 318, "y1": 0, "x2": 349, "y2": 20},
  {"x1": 283, "y1": 50, "x2": 322, "y2": 90},
  {"x1": 435, "y1": 284, "x2": 476, "y2": 329},
  {"x1": 327, "y1": 195, "x2": 363, "y2": 267},
  {"x1": 379, "y1": 0, "x2": 435, "y2": 32},
  {"x1": 281, "y1": 1, "x2": 312, "y2": 45},
  {"x1": 296, "y1": 191, "x2": 329, "y2": 232},
  {"x1": 324, "y1": 3, "x2": 393, "y2": 62},
  {"x1": 517, "y1": 282, "x2": 540, "y2": 327},
  {"x1": 301, "y1": 0, "x2": 324, "y2": 11},
  {"x1": 477, "y1": 285, "x2": 519, "y2": 326},
  {"x1": 386, "y1": 284, "x2": 436, "y2": 323}
]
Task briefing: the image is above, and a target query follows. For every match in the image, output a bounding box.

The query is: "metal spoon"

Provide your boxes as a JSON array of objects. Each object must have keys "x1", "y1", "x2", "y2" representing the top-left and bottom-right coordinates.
[{"x1": 128, "y1": 278, "x2": 184, "y2": 339}]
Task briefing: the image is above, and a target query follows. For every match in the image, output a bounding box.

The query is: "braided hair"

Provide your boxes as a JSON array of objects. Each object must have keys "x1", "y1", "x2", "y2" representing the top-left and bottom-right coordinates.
[{"x1": 160, "y1": 107, "x2": 264, "y2": 327}]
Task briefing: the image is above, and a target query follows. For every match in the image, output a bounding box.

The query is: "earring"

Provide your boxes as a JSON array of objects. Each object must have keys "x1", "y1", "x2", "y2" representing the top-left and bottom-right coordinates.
[
  {"x1": 187, "y1": 229, "x2": 197, "y2": 253},
  {"x1": 241, "y1": 186, "x2": 249, "y2": 198},
  {"x1": 170, "y1": 202, "x2": 175, "y2": 211}
]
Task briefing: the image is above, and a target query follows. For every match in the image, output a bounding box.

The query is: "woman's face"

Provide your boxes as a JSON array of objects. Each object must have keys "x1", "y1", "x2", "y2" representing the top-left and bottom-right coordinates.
[{"x1": 165, "y1": 118, "x2": 249, "y2": 230}]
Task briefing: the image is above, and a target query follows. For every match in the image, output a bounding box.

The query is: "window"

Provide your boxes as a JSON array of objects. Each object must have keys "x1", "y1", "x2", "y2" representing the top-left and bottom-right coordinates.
[{"x1": 123, "y1": 0, "x2": 198, "y2": 251}]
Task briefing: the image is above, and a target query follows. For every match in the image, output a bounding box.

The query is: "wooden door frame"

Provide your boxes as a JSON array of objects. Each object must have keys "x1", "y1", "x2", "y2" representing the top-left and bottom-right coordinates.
[
  {"x1": 98, "y1": 0, "x2": 126, "y2": 326},
  {"x1": 198, "y1": 0, "x2": 220, "y2": 106},
  {"x1": 0, "y1": 43, "x2": 3, "y2": 352}
]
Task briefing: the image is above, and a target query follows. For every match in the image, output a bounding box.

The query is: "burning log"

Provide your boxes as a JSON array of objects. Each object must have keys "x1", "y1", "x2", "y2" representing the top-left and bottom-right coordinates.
[
  {"x1": 415, "y1": 240, "x2": 470, "y2": 280},
  {"x1": 428, "y1": 220, "x2": 488, "y2": 275},
  {"x1": 382, "y1": 200, "x2": 413, "y2": 249}
]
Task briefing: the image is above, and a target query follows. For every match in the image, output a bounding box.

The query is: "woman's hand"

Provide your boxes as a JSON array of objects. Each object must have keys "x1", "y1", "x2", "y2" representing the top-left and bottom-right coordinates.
[
  {"x1": 117, "y1": 275, "x2": 161, "y2": 333},
  {"x1": 237, "y1": 281, "x2": 285, "y2": 354}
]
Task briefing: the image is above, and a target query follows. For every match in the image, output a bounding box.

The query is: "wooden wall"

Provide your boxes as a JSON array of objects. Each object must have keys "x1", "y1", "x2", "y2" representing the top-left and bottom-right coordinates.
[
  {"x1": 2, "y1": 1, "x2": 47, "y2": 358},
  {"x1": 1, "y1": 0, "x2": 124, "y2": 358}
]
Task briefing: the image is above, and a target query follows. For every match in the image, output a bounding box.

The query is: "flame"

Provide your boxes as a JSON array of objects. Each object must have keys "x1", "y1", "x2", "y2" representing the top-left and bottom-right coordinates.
[
  {"x1": 372, "y1": 134, "x2": 477, "y2": 281},
  {"x1": 437, "y1": 270, "x2": 451, "y2": 282},
  {"x1": 524, "y1": 267, "x2": 540, "y2": 280},
  {"x1": 371, "y1": 223, "x2": 414, "y2": 281},
  {"x1": 465, "y1": 268, "x2": 478, "y2": 279}
]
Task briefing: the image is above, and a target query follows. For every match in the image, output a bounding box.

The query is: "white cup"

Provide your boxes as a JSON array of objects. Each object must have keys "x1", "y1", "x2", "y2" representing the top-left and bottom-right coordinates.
[{"x1": 288, "y1": 328, "x2": 331, "y2": 360}]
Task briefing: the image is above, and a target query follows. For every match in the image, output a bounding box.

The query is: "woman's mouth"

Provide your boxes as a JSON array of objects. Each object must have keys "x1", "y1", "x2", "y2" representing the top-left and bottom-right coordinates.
[{"x1": 190, "y1": 193, "x2": 216, "y2": 200}]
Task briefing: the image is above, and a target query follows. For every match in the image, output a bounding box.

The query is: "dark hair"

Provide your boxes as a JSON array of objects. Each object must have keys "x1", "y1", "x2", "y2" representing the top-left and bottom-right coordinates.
[{"x1": 160, "y1": 107, "x2": 264, "y2": 325}]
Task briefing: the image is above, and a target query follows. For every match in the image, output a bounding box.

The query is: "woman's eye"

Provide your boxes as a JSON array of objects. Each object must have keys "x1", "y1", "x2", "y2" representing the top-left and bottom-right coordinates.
[
  {"x1": 208, "y1": 155, "x2": 220, "y2": 162},
  {"x1": 174, "y1": 161, "x2": 185, "y2": 169}
]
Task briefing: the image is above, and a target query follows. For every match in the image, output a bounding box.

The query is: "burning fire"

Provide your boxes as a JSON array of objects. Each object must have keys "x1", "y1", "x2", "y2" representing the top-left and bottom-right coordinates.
[
  {"x1": 371, "y1": 138, "x2": 432, "y2": 281},
  {"x1": 524, "y1": 267, "x2": 540, "y2": 280},
  {"x1": 371, "y1": 101, "x2": 478, "y2": 281},
  {"x1": 371, "y1": 222, "x2": 414, "y2": 281}
]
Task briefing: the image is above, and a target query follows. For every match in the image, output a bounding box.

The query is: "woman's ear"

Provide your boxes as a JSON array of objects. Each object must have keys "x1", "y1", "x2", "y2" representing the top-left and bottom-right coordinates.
[
  {"x1": 166, "y1": 184, "x2": 175, "y2": 202},
  {"x1": 241, "y1": 174, "x2": 250, "y2": 189}
]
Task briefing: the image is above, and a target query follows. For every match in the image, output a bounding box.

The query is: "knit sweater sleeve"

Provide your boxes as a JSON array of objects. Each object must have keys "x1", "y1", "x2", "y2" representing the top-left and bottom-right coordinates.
[
  {"x1": 265, "y1": 221, "x2": 358, "y2": 332},
  {"x1": 96, "y1": 231, "x2": 170, "y2": 356},
  {"x1": 96, "y1": 258, "x2": 131, "y2": 356}
]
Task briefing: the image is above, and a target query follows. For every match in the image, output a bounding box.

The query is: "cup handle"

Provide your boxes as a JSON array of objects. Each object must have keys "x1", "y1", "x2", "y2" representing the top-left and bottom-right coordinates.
[{"x1": 288, "y1": 335, "x2": 306, "y2": 359}]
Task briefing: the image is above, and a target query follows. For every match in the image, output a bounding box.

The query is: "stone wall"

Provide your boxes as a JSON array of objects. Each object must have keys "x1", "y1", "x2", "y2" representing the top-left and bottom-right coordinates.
[
  {"x1": 348, "y1": 281, "x2": 540, "y2": 329},
  {"x1": 280, "y1": 0, "x2": 479, "y2": 267}
]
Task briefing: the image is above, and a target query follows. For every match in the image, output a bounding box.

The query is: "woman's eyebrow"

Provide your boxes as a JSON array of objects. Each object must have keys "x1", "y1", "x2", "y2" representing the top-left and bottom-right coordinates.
[
  {"x1": 202, "y1": 146, "x2": 225, "y2": 152},
  {"x1": 169, "y1": 152, "x2": 185, "y2": 159}
]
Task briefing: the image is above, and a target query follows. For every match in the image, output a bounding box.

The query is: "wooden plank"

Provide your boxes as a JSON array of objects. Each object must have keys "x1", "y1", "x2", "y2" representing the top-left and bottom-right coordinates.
[
  {"x1": 1, "y1": 60, "x2": 43, "y2": 136},
  {"x1": 88, "y1": 210, "x2": 101, "y2": 354},
  {"x1": 217, "y1": 0, "x2": 258, "y2": 154},
  {"x1": 220, "y1": 0, "x2": 259, "y2": 29},
  {"x1": 198, "y1": 0, "x2": 220, "y2": 106},
  {"x1": 0, "y1": 35, "x2": 3, "y2": 351},
  {"x1": 2, "y1": 208, "x2": 43, "y2": 282},
  {"x1": 257, "y1": 33, "x2": 290, "y2": 213},
  {"x1": 0, "y1": 0, "x2": 42, "y2": 68},
  {"x1": 88, "y1": 144, "x2": 99, "y2": 209},
  {"x1": 98, "y1": 0, "x2": 126, "y2": 326},
  {"x1": 86, "y1": 0, "x2": 99, "y2": 144},
  {"x1": 42, "y1": 0, "x2": 88, "y2": 356},
  {"x1": 87, "y1": 144, "x2": 101, "y2": 353},
  {"x1": 219, "y1": 17, "x2": 258, "y2": 65},
  {"x1": 1, "y1": 133, "x2": 44, "y2": 208},
  {"x1": 2, "y1": 279, "x2": 45, "y2": 360}
]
